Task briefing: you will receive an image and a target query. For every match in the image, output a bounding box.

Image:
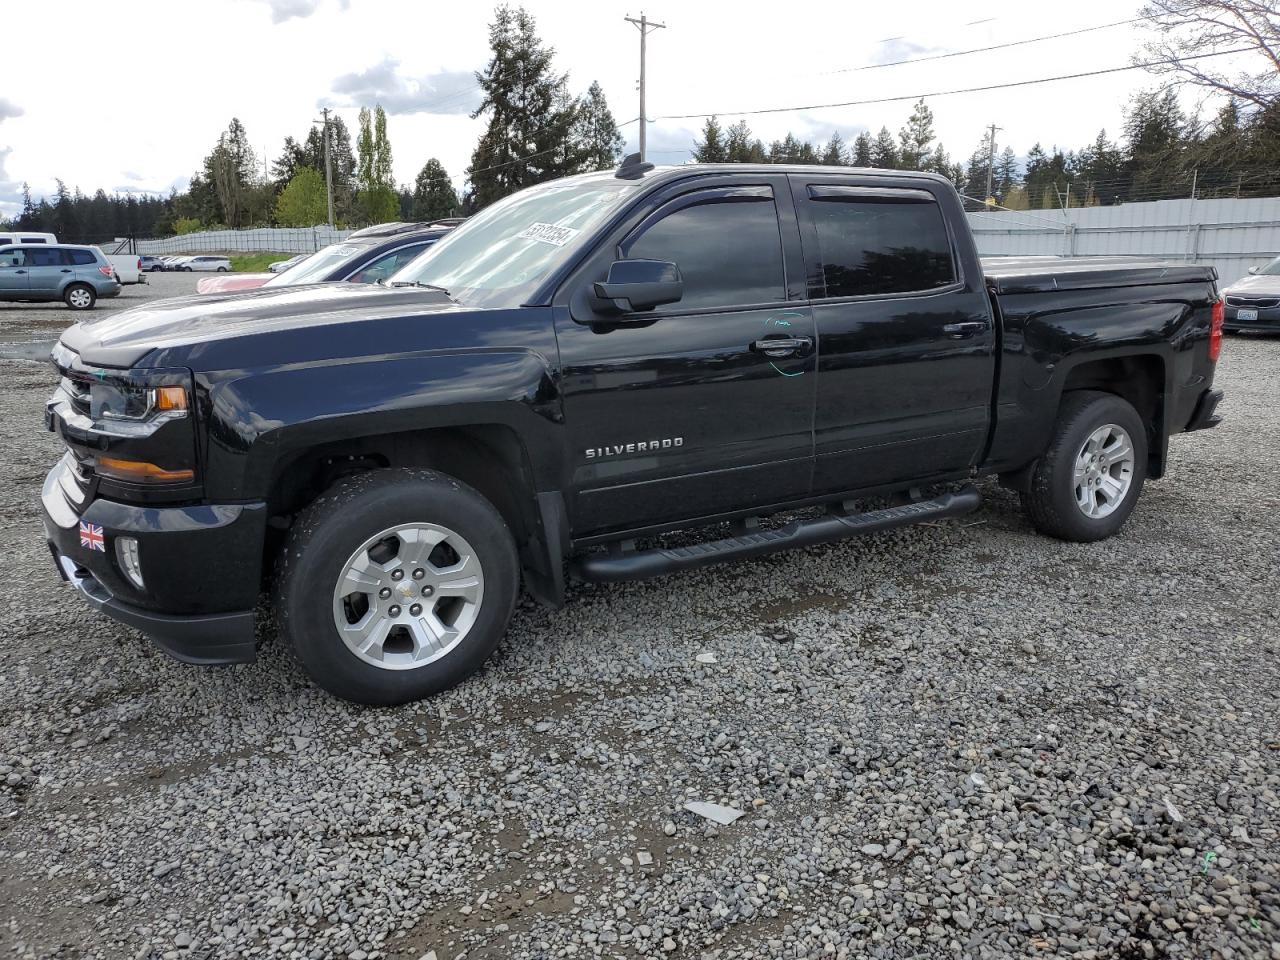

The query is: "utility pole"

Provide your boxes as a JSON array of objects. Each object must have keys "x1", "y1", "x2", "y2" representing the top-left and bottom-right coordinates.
[
  {"x1": 625, "y1": 12, "x2": 665, "y2": 162},
  {"x1": 313, "y1": 107, "x2": 335, "y2": 228},
  {"x1": 984, "y1": 123, "x2": 1001, "y2": 207}
]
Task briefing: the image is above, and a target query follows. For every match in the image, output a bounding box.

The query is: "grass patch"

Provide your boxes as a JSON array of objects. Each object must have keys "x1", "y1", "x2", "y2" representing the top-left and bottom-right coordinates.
[{"x1": 228, "y1": 252, "x2": 297, "y2": 273}]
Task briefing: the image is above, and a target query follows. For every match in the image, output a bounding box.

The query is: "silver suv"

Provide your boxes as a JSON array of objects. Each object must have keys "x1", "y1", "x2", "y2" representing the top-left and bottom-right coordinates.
[{"x1": 0, "y1": 244, "x2": 122, "y2": 310}]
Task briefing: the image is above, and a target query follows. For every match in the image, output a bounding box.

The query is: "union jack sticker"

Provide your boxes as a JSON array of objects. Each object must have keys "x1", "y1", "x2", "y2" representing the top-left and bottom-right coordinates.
[{"x1": 79, "y1": 521, "x2": 105, "y2": 552}]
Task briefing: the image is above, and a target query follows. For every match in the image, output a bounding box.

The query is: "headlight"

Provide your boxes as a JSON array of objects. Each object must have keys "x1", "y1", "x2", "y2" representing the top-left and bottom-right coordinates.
[{"x1": 90, "y1": 379, "x2": 188, "y2": 422}]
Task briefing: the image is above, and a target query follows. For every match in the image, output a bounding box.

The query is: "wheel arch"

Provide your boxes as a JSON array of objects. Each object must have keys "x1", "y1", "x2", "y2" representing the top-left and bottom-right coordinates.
[
  {"x1": 264, "y1": 423, "x2": 567, "y2": 607},
  {"x1": 1056, "y1": 352, "x2": 1167, "y2": 478}
]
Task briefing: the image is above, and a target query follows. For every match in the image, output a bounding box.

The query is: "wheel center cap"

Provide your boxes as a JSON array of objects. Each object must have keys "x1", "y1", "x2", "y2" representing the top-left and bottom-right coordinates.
[{"x1": 396, "y1": 581, "x2": 418, "y2": 602}]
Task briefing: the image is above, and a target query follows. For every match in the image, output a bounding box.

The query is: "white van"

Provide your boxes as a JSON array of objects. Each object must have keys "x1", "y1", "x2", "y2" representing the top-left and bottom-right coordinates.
[{"x1": 0, "y1": 231, "x2": 57, "y2": 246}]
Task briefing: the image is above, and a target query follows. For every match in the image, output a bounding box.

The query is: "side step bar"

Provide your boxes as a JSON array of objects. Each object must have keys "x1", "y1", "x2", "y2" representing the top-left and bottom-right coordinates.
[{"x1": 572, "y1": 485, "x2": 981, "y2": 583}]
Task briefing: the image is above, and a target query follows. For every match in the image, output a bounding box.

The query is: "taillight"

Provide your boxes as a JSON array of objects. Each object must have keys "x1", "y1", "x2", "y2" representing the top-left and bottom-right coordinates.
[
  {"x1": 1209, "y1": 298, "x2": 1224, "y2": 362},
  {"x1": 98, "y1": 265, "x2": 114, "y2": 278}
]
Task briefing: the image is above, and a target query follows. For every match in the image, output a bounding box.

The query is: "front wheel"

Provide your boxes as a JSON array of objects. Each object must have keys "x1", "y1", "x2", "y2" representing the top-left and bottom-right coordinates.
[
  {"x1": 1021, "y1": 391, "x2": 1147, "y2": 542},
  {"x1": 64, "y1": 283, "x2": 96, "y2": 310},
  {"x1": 216, "y1": 266, "x2": 228, "y2": 272},
  {"x1": 276, "y1": 469, "x2": 519, "y2": 705}
]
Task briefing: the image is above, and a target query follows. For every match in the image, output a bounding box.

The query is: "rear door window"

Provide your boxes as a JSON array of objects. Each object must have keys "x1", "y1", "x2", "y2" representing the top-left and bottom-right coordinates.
[
  {"x1": 803, "y1": 187, "x2": 956, "y2": 298},
  {"x1": 349, "y1": 242, "x2": 435, "y2": 283}
]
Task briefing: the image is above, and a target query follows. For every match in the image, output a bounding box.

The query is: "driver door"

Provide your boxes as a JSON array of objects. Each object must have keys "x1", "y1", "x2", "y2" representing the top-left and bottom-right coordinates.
[
  {"x1": 0, "y1": 248, "x2": 29, "y2": 295},
  {"x1": 554, "y1": 174, "x2": 816, "y2": 537}
]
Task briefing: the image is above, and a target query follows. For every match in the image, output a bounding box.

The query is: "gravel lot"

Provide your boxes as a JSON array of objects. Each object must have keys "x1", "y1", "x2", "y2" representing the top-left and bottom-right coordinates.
[{"x1": 0, "y1": 284, "x2": 1276, "y2": 960}]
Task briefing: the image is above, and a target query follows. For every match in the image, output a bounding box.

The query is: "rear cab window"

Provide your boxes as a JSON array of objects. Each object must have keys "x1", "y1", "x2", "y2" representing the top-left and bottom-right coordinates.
[{"x1": 796, "y1": 182, "x2": 957, "y2": 299}]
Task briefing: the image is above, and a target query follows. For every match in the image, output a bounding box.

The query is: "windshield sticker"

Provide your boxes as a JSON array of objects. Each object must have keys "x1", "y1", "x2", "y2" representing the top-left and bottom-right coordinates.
[{"x1": 517, "y1": 223, "x2": 580, "y2": 246}]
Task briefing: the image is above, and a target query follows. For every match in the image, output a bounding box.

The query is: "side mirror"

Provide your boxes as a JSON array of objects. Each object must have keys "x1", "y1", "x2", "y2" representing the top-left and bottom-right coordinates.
[
  {"x1": 593, "y1": 259, "x2": 683, "y2": 313},
  {"x1": 1247, "y1": 266, "x2": 1260, "y2": 275}
]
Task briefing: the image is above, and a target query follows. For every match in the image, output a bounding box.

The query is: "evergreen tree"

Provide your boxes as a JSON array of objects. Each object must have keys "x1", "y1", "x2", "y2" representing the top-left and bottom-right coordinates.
[
  {"x1": 897, "y1": 99, "x2": 936, "y2": 170},
  {"x1": 1123, "y1": 88, "x2": 1187, "y2": 200},
  {"x1": 724, "y1": 120, "x2": 766, "y2": 162},
  {"x1": 869, "y1": 126, "x2": 898, "y2": 168},
  {"x1": 995, "y1": 146, "x2": 1020, "y2": 200},
  {"x1": 570, "y1": 81, "x2": 624, "y2": 172},
  {"x1": 271, "y1": 136, "x2": 307, "y2": 188},
  {"x1": 411, "y1": 159, "x2": 460, "y2": 221},
  {"x1": 851, "y1": 132, "x2": 873, "y2": 167},
  {"x1": 372, "y1": 105, "x2": 393, "y2": 188},
  {"x1": 467, "y1": 5, "x2": 579, "y2": 209},
  {"x1": 51, "y1": 180, "x2": 78, "y2": 239},
  {"x1": 820, "y1": 132, "x2": 846, "y2": 166},
  {"x1": 203, "y1": 118, "x2": 257, "y2": 227},
  {"x1": 694, "y1": 116, "x2": 727, "y2": 162}
]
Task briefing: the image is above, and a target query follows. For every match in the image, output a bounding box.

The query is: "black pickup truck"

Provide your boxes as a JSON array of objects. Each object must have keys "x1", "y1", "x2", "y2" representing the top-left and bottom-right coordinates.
[{"x1": 42, "y1": 158, "x2": 1225, "y2": 704}]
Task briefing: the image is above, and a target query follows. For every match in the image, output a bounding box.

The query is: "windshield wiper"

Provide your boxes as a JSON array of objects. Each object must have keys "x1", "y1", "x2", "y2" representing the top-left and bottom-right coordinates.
[{"x1": 389, "y1": 280, "x2": 451, "y2": 296}]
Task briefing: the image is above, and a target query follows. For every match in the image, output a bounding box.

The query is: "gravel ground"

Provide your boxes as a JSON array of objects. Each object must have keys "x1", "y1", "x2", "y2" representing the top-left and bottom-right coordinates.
[{"x1": 0, "y1": 317, "x2": 1276, "y2": 959}]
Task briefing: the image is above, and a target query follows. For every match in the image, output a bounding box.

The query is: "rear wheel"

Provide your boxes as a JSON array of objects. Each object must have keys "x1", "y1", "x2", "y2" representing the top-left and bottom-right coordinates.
[
  {"x1": 216, "y1": 266, "x2": 228, "y2": 272},
  {"x1": 277, "y1": 469, "x2": 519, "y2": 705},
  {"x1": 64, "y1": 284, "x2": 96, "y2": 311},
  {"x1": 1021, "y1": 391, "x2": 1147, "y2": 542}
]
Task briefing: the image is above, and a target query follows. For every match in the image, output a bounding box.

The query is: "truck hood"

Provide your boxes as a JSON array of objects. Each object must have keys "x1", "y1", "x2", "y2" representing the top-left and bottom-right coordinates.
[
  {"x1": 60, "y1": 282, "x2": 459, "y2": 368},
  {"x1": 1224, "y1": 273, "x2": 1280, "y2": 297}
]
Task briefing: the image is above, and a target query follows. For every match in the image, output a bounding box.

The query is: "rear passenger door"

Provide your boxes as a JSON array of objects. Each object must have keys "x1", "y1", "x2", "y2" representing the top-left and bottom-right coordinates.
[
  {"x1": 790, "y1": 176, "x2": 996, "y2": 495},
  {"x1": 24, "y1": 247, "x2": 70, "y2": 295}
]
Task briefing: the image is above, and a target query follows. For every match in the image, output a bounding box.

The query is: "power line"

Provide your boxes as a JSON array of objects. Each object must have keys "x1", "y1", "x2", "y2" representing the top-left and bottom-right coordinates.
[
  {"x1": 818, "y1": 16, "x2": 1153, "y2": 76},
  {"x1": 657, "y1": 47, "x2": 1256, "y2": 122}
]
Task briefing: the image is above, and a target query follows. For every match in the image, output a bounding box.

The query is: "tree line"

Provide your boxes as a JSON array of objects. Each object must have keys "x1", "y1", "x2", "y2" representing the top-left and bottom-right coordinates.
[
  {"x1": 694, "y1": 87, "x2": 1279, "y2": 210},
  {"x1": 3, "y1": 1, "x2": 1276, "y2": 239}
]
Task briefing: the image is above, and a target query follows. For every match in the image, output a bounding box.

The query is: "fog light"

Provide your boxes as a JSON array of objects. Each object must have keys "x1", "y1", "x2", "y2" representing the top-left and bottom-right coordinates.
[{"x1": 116, "y1": 536, "x2": 144, "y2": 590}]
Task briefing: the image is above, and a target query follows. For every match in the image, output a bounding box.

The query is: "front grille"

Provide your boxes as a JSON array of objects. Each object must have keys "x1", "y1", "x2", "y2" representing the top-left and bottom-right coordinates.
[
  {"x1": 60, "y1": 375, "x2": 92, "y2": 417},
  {"x1": 1227, "y1": 296, "x2": 1279, "y2": 308}
]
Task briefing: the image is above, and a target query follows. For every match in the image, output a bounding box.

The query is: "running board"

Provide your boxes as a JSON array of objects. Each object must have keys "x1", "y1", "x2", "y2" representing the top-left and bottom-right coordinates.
[{"x1": 572, "y1": 486, "x2": 981, "y2": 583}]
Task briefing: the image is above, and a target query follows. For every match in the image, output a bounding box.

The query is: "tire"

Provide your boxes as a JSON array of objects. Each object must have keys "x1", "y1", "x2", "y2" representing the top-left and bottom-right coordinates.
[
  {"x1": 64, "y1": 283, "x2": 96, "y2": 311},
  {"x1": 276, "y1": 468, "x2": 519, "y2": 705},
  {"x1": 216, "y1": 266, "x2": 228, "y2": 272},
  {"x1": 1021, "y1": 390, "x2": 1147, "y2": 542}
]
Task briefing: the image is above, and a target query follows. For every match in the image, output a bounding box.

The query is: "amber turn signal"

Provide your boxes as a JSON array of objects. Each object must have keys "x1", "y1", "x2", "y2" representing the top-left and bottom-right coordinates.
[
  {"x1": 94, "y1": 456, "x2": 194, "y2": 484},
  {"x1": 153, "y1": 386, "x2": 188, "y2": 412}
]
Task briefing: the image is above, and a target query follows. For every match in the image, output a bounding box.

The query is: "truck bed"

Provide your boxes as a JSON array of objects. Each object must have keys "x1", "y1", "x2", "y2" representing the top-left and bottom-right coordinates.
[{"x1": 982, "y1": 256, "x2": 1217, "y2": 294}]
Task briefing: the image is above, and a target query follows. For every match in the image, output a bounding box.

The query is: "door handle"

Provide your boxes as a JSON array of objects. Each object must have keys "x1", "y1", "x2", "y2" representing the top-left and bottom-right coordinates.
[
  {"x1": 751, "y1": 336, "x2": 812, "y2": 358},
  {"x1": 60, "y1": 268, "x2": 71, "y2": 273},
  {"x1": 942, "y1": 321, "x2": 989, "y2": 339},
  {"x1": 14, "y1": 269, "x2": 26, "y2": 274}
]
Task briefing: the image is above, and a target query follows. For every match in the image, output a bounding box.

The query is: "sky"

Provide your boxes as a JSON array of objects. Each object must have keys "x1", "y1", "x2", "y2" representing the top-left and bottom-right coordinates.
[{"x1": 0, "y1": 0, "x2": 1242, "y2": 218}]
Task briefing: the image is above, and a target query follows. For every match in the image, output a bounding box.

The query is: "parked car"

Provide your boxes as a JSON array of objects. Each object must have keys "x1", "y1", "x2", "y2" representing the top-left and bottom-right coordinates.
[
  {"x1": 268, "y1": 254, "x2": 307, "y2": 273},
  {"x1": 41, "y1": 161, "x2": 1225, "y2": 704},
  {"x1": 0, "y1": 231, "x2": 57, "y2": 246},
  {"x1": 177, "y1": 255, "x2": 231, "y2": 272},
  {"x1": 159, "y1": 256, "x2": 190, "y2": 271},
  {"x1": 139, "y1": 256, "x2": 167, "y2": 272},
  {"x1": 195, "y1": 226, "x2": 452, "y2": 294},
  {"x1": 0, "y1": 243, "x2": 120, "y2": 310},
  {"x1": 1222, "y1": 256, "x2": 1280, "y2": 333}
]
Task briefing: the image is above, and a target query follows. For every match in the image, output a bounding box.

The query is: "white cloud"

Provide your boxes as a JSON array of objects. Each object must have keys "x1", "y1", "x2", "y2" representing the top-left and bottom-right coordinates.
[
  {"x1": 248, "y1": 0, "x2": 348, "y2": 23},
  {"x1": 329, "y1": 59, "x2": 483, "y2": 116},
  {"x1": 0, "y1": 97, "x2": 23, "y2": 123}
]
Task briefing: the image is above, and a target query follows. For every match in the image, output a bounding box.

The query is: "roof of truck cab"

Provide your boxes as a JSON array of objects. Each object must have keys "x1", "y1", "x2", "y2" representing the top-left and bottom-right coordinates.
[
  {"x1": 981, "y1": 256, "x2": 1218, "y2": 294},
  {"x1": 612, "y1": 163, "x2": 955, "y2": 186}
]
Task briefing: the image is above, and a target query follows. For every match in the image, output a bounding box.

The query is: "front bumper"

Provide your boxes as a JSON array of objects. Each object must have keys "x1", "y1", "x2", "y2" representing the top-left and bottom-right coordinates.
[
  {"x1": 1223, "y1": 304, "x2": 1280, "y2": 332},
  {"x1": 42, "y1": 455, "x2": 265, "y2": 665}
]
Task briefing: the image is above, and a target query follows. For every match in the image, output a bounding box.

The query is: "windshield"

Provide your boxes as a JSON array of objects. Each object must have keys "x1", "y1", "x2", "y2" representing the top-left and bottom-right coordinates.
[
  {"x1": 264, "y1": 242, "x2": 371, "y2": 286},
  {"x1": 388, "y1": 175, "x2": 639, "y2": 308},
  {"x1": 1258, "y1": 256, "x2": 1280, "y2": 277}
]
